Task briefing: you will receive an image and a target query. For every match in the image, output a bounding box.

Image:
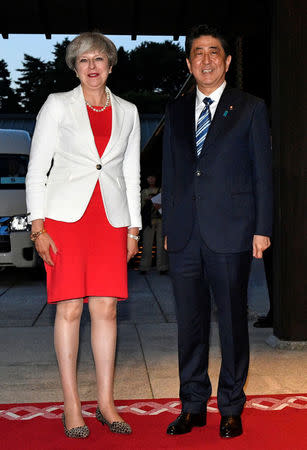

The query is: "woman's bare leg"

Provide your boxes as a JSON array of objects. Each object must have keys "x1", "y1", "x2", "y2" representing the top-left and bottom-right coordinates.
[
  {"x1": 88, "y1": 297, "x2": 123, "y2": 422},
  {"x1": 54, "y1": 298, "x2": 84, "y2": 429}
]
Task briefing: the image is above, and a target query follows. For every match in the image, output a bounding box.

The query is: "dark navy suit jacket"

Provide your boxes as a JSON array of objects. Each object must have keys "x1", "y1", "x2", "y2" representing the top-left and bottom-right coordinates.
[{"x1": 162, "y1": 86, "x2": 273, "y2": 253}]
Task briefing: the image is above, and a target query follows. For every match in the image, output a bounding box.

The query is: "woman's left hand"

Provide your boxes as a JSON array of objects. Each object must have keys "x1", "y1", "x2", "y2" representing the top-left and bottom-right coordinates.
[
  {"x1": 127, "y1": 238, "x2": 138, "y2": 262},
  {"x1": 127, "y1": 228, "x2": 139, "y2": 262}
]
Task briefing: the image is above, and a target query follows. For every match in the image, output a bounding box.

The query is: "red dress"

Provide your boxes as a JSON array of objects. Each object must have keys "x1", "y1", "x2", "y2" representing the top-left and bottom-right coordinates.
[{"x1": 44, "y1": 106, "x2": 128, "y2": 303}]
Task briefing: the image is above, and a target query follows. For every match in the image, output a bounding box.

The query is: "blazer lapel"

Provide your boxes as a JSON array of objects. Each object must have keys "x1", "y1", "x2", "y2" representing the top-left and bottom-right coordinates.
[
  {"x1": 69, "y1": 84, "x2": 100, "y2": 160},
  {"x1": 199, "y1": 86, "x2": 236, "y2": 157},
  {"x1": 181, "y1": 90, "x2": 197, "y2": 159},
  {"x1": 101, "y1": 90, "x2": 125, "y2": 161}
]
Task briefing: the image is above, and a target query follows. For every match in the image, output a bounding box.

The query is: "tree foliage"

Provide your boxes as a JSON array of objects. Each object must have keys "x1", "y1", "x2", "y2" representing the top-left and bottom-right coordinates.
[
  {"x1": 130, "y1": 41, "x2": 187, "y2": 97},
  {"x1": 0, "y1": 59, "x2": 23, "y2": 113},
  {"x1": 51, "y1": 38, "x2": 79, "y2": 93},
  {"x1": 16, "y1": 55, "x2": 53, "y2": 113},
  {"x1": 15, "y1": 40, "x2": 79, "y2": 113},
  {"x1": 109, "y1": 41, "x2": 188, "y2": 112}
]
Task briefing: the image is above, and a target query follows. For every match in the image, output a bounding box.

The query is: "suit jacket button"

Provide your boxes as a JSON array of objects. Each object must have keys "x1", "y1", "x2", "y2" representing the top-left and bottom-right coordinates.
[
  {"x1": 96, "y1": 164, "x2": 102, "y2": 170},
  {"x1": 196, "y1": 170, "x2": 202, "y2": 176}
]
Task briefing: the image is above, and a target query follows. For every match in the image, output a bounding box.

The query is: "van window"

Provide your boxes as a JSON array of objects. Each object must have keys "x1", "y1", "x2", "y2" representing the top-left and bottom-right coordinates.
[{"x1": 0, "y1": 154, "x2": 29, "y2": 190}]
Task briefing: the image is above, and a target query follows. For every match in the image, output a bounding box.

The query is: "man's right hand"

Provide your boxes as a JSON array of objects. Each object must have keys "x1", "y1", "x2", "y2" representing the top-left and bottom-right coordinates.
[
  {"x1": 252, "y1": 235, "x2": 271, "y2": 259},
  {"x1": 164, "y1": 236, "x2": 167, "y2": 251}
]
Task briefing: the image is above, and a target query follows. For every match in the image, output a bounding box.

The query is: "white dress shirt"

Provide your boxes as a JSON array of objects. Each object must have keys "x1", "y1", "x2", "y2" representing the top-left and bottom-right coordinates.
[{"x1": 195, "y1": 81, "x2": 227, "y2": 129}]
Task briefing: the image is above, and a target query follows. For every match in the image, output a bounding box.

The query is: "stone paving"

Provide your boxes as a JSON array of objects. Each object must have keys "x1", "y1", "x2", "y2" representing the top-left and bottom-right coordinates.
[{"x1": 0, "y1": 260, "x2": 306, "y2": 405}]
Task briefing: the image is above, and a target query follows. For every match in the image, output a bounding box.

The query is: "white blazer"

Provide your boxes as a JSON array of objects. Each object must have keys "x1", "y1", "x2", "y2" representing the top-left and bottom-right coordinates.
[{"x1": 26, "y1": 85, "x2": 142, "y2": 228}]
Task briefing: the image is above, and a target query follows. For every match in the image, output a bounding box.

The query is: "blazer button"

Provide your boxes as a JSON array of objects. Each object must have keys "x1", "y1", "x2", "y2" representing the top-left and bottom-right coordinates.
[
  {"x1": 96, "y1": 164, "x2": 102, "y2": 170},
  {"x1": 196, "y1": 170, "x2": 202, "y2": 176}
]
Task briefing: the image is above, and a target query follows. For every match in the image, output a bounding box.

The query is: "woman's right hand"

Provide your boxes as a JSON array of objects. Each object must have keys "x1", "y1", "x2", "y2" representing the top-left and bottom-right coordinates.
[{"x1": 35, "y1": 232, "x2": 58, "y2": 266}]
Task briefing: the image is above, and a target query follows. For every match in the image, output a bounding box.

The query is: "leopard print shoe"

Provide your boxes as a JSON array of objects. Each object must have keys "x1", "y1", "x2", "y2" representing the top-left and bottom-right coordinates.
[
  {"x1": 62, "y1": 413, "x2": 90, "y2": 438},
  {"x1": 96, "y1": 406, "x2": 132, "y2": 434}
]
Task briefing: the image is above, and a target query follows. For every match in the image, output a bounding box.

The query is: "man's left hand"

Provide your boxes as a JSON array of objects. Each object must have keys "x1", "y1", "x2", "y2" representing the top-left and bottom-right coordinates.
[{"x1": 253, "y1": 235, "x2": 271, "y2": 259}]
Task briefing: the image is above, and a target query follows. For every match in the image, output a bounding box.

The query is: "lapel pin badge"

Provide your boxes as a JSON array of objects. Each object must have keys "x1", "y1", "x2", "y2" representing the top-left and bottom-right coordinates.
[{"x1": 223, "y1": 105, "x2": 234, "y2": 117}]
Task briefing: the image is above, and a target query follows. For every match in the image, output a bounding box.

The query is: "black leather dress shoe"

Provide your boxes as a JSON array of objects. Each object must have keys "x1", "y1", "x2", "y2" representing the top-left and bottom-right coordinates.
[
  {"x1": 220, "y1": 415, "x2": 242, "y2": 438},
  {"x1": 167, "y1": 412, "x2": 206, "y2": 435}
]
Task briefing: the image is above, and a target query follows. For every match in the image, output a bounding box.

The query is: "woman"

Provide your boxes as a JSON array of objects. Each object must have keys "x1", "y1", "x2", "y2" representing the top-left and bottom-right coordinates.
[
  {"x1": 26, "y1": 32, "x2": 141, "y2": 438},
  {"x1": 139, "y1": 174, "x2": 168, "y2": 274}
]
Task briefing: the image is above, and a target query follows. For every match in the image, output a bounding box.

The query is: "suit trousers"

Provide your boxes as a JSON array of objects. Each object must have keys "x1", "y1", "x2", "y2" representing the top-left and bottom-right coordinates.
[
  {"x1": 168, "y1": 218, "x2": 252, "y2": 416},
  {"x1": 140, "y1": 218, "x2": 169, "y2": 272}
]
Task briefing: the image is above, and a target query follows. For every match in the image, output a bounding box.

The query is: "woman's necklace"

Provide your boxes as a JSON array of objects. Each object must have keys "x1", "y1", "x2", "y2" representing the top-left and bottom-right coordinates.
[{"x1": 85, "y1": 90, "x2": 110, "y2": 112}]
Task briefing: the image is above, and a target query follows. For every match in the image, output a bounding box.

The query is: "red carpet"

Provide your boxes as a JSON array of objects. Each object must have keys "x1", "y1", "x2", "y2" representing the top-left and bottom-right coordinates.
[{"x1": 1, "y1": 394, "x2": 307, "y2": 450}]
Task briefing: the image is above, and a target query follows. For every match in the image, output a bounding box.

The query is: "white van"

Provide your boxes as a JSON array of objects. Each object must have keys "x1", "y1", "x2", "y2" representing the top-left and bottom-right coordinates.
[{"x1": 0, "y1": 129, "x2": 39, "y2": 268}]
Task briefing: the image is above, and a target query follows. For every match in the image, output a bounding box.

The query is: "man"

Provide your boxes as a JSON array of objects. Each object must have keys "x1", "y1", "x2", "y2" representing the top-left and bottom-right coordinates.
[
  {"x1": 162, "y1": 25, "x2": 272, "y2": 439},
  {"x1": 139, "y1": 174, "x2": 168, "y2": 274}
]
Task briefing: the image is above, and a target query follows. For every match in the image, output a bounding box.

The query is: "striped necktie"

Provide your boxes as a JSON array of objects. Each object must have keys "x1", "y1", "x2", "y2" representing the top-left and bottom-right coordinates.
[{"x1": 196, "y1": 97, "x2": 213, "y2": 157}]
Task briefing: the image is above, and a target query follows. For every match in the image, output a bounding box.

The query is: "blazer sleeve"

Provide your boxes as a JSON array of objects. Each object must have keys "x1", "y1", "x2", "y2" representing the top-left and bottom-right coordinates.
[
  {"x1": 26, "y1": 94, "x2": 60, "y2": 223},
  {"x1": 162, "y1": 103, "x2": 174, "y2": 237},
  {"x1": 249, "y1": 100, "x2": 273, "y2": 237},
  {"x1": 122, "y1": 104, "x2": 142, "y2": 229}
]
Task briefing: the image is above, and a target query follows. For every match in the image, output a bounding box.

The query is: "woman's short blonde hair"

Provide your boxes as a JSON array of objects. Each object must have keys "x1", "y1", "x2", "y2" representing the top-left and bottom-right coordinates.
[{"x1": 66, "y1": 32, "x2": 118, "y2": 70}]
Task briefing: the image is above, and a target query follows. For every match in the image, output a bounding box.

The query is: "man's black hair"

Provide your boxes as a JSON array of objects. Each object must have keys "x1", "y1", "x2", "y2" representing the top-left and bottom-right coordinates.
[{"x1": 185, "y1": 24, "x2": 230, "y2": 58}]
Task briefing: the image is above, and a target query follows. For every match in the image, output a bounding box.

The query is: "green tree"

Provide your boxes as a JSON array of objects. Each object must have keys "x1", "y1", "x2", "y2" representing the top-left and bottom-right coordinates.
[
  {"x1": 129, "y1": 41, "x2": 187, "y2": 97},
  {"x1": 16, "y1": 55, "x2": 54, "y2": 113},
  {"x1": 108, "y1": 46, "x2": 133, "y2": 96},
  {"x1": 109, "y1": 41, "x2": 188, "y2": 113},
  {"x1": 0, "y1": 59, "x2": 23, "y2": 113},
  {"x1": 51, "y1": 38, "x2": 79, "y2": 93}
]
